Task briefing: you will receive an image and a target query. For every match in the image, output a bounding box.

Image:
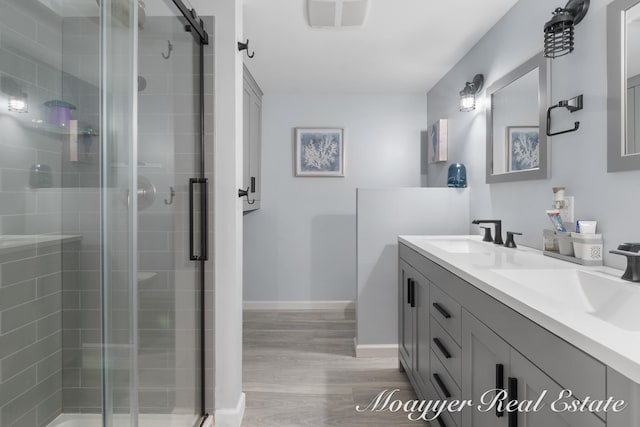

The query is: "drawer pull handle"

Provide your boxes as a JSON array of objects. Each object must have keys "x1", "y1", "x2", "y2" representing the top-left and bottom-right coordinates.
[
  {"x1": 433, "y1": 338, "x2": 452, "y2": 359},
  {"x1": 433, "y1": 302, "x2": 452, "y2": 319},
  {"x1": 433, "y1": 373, "x2": 452, "y2": 398},
  {"x1": 436, "y1": 416, "x2": 447, "y2": 427},
  {"x1": 508, "y1": 377, "x2": 518, "y2": 427},
  {"x1": 410, "y1": 279, "x2": 416, "y2": 308},
  {"x1": 496, "y1": 364, "x2": 505, "y2": 418}
]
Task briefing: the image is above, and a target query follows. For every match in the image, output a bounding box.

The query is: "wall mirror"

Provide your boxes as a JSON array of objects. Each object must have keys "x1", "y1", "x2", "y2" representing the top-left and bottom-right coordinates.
[
  {"x1": 485, "y1": 53, "x2": 550, "y2": 183},
  {"x1": 607, "y1": 0, "x2": 640, "y2": 171}
]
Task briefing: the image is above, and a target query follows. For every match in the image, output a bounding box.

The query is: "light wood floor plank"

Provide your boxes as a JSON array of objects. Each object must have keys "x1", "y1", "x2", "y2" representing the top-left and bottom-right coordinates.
[{"x1": 242, "y1": 309, "x2": 427, "y2": 426}]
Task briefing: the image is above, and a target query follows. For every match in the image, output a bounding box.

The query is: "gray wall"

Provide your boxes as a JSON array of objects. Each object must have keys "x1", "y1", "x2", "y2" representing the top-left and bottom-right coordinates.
[
  {"x1": 356, "y1": 188, "x2": 469, "y2": 347},
  {"x1": 427, "y1": 0, "x2": 634, "y2": 270},
  {"x1": 243, "y1": 93, "x2": 427, "y2": 302}
]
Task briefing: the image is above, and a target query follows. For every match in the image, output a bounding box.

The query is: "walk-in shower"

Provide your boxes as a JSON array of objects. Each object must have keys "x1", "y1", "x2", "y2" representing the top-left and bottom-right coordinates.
[{"x1": 0, "y1": 0, "x2": 213, "y2": 426}]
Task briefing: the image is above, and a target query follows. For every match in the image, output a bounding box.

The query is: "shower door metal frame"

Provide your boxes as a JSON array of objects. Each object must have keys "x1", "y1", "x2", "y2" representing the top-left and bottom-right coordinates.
[{"x1": 171, "y1": 0, "x2": 211, "y2": 422}]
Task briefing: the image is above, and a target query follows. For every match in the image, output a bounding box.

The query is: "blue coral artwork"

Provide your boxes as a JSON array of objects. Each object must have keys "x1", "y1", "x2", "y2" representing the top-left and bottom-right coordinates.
[
  {"x1": 295, "y1": 128, "x2": 345, "y2": 177},
  {"x1": 507, "y1": 126, "x2": 539, "y2": 172}
]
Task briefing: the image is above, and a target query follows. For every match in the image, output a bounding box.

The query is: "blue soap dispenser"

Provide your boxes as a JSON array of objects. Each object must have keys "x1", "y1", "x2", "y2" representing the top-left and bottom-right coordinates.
[{"x1": 447, "y1": 163, "x2": 467, "y2": 188}]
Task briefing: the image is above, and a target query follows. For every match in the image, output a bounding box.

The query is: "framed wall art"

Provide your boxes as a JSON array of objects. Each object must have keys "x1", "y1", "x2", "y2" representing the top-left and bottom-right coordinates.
[
  {"x1": 429, "y1": 119, "x2": 448, "y2": 163},
  {"x1": 294, "y1": 127, "x2": 345, "y2": 177}
]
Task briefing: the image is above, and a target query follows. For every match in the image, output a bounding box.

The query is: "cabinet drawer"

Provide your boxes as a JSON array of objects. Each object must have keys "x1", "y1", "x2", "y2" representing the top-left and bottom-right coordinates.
[
  {"x1": 431, "y1": 350, "x2": 462, "y2": 427},
  {"x1": 431, "y1": 317, "x2": 462, "y2": 388},
  {"x1": 430, "y1": 283, "x2": 462, "y2": 345}
]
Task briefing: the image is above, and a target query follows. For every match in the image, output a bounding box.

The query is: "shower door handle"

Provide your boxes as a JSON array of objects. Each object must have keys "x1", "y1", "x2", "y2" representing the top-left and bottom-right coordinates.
[{"x1": 189, "y1": 178, "x2": 209, "y2": 261}]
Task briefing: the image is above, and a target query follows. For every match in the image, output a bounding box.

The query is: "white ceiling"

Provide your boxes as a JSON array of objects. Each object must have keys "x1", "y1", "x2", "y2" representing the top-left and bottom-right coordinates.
[{"x1": 243, "y1": 0, "x2": 519, "y2": 93}]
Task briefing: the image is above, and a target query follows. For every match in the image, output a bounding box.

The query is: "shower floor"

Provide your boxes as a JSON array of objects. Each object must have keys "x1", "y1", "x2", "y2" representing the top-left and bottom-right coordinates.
[{"x1": 48, "y1": 413, "x2": 201, "y2": 427}]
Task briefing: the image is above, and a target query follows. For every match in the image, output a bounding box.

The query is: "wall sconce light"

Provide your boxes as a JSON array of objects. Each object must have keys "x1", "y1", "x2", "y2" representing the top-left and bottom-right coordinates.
[
  {"x1": 459, "y1": 74, "x2": 484, "y2": 112},
  {"x1": 8, "y1": 93, "x2": 28, "y2": 113},
  {"x1": 543, "y1": 0, "x2": 590, "y2": 59}
]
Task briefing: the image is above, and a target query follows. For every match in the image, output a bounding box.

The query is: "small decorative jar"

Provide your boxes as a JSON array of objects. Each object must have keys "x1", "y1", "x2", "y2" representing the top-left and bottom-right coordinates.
[{"x1": 447, "y1": 163, "x2": 467, "y2": 188}]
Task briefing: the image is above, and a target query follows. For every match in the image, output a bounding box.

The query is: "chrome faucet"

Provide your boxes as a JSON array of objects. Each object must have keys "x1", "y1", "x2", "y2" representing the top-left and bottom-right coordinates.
[
  {"x1": 472, "y1": 220, "x2": 503, "y2": 245},
  {"x1": 610, "y1": 243, "x2": 640, "y2": 282}
]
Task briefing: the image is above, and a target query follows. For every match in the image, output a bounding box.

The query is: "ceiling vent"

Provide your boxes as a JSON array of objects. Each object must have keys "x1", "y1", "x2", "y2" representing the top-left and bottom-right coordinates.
[{"x1": 307, "y1": 0, "x2": 369, "y2": 28}]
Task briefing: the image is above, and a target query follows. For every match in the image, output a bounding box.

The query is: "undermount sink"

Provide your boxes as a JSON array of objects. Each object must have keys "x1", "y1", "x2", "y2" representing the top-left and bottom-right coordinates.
[
  {"x1": 492, "y1": 269, "x2": 640, "y2": 331},
  {"x1": 427, "y1": 239, "x2": 493, "y2": 254}
]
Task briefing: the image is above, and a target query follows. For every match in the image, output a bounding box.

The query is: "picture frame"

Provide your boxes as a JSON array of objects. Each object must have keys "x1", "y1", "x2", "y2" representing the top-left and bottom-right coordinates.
[
  {"x1": 506, "y1": 126, "x2": 540, "y2": 172},
  {"x1": 294, "y1": 127, "x2": 345, "y2": 177},
  {"x1": 429, "y1": 119, "x2": 448, "y2": 163}
]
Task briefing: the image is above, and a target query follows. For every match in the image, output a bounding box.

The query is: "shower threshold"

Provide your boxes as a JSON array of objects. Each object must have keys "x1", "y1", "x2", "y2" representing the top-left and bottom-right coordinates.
[{"x1": 48, "y1": 413, "x2": 202, "y2": 427}]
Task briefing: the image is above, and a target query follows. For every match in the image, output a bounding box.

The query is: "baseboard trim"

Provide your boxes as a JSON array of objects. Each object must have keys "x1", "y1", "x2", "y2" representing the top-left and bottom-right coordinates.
[
  {"x1": 214, "y1": 393, "x2": 245, "y2": 427},
  {"x1": 354, "y1": 338, "x2": 399, "y2": 358},
  {"x1": 201, "y1": 415, "x2": 214, "y2": 427},
  {"x1": 243, "y1": 300, "x2": 355, "y2": 311}
]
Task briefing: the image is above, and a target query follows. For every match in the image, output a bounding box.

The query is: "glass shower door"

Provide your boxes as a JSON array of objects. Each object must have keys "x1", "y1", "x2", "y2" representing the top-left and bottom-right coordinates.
[
  {"x1": 136, "y1": 1, "x2": 207, "y2": 425},
  {"x1": 0, "y1": 0, "x2": 208, "y2": 425}
]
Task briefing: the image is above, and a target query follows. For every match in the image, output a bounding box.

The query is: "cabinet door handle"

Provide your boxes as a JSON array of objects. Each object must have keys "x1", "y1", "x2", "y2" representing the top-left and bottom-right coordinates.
[
  {"x1": 433, "y1": 373, "x2": 452, "y2": 398},
  {"x1": 407, "y1": 278, "x2": 412, "y2": 305},
  {"x1": 410, "y1": 279, "x2": 416, "y2": 308},
  {"x1": 432, "y1": 302, "x2": 452, "y2": 319},
  {"x1": 433, "y1": 338, "x2": 451, "y2": 359},
  {"x1": 250, "y1": 176, "x2": 256, "y2": 193},
  {"x1": 508, "y1": 377, "x2": 518, "y2": 427},
  {"x1": 495, "y1": 364, "x2": 505, "y2": 418}
]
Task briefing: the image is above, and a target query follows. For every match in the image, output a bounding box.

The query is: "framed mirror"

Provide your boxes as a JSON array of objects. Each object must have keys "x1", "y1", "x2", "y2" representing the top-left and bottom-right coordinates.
[
  {"x1": 607, "y1": 0, "x2": 640, "y2": 171},
  {"x1": 485, "y1": 53, "x2": 550, "y2": 183}
]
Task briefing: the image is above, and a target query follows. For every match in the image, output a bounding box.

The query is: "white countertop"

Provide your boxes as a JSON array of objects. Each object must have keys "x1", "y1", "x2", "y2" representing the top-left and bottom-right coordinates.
[
  {"x1": 0, "y1": 234, "x2": 82, "y2": 256},
  {"x1": 399, "y1": 235, "x2": 640, "y2": 384}
]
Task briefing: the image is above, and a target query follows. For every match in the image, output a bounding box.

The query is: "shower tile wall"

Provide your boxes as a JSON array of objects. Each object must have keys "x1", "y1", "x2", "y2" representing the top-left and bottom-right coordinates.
[
  {"x1": 58, "y1": 15, "x2": 104, "y2": 414},
  {"x1": 0, "y1": 0, "x2": 66, "y2": 425}
]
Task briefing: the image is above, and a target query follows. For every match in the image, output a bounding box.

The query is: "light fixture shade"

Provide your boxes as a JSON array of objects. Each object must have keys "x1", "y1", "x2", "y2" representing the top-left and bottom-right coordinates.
[
  {"x1": 459, "y1": 92, "x2": 476, "y2": 112},
  {"x1": 459, "y1": 74, "x2": 484, "y2": 112},
  {"x1": 543, "y1": 0, "x2": 589, "y2": 59}
]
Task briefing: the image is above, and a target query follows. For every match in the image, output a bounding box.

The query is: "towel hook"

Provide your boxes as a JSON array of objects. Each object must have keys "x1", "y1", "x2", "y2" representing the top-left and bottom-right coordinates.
[
  {"x1": 162, "y1": 40, "x2": 173, "y2": 59},
  {"x1": 238, "y1": 187, "x2": 255, "y2": 205},
  {"x1": 546, "y1": 94, "x2": 584, "y2": 137},
  {"x1": 164, "y1": 186, "x2": 175, "y2": 205},
  {"x1": 238, "y1": 39, "x2": 255, "y2": 58}
]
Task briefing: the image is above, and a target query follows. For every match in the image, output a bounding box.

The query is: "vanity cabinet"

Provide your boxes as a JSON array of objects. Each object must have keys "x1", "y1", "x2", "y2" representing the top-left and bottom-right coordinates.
[
  {"x1": 462, "y1": 310, "x2": 604, "y2": 427},
  {"x1": 398, "y1": 242, "x2": 618, "y2": 427},
  {"x1": 243, "y1": 65, "x2": 262, "y2": 212},
  {"x1": 398, "y1": 260, "x2": 431, "y2": 398},
  {"x1": 461, "y1": 310, "x2": 510, "y2": 427},
  {"x1": 398, "y1": 260, "x2": 414, "y2": 370}
]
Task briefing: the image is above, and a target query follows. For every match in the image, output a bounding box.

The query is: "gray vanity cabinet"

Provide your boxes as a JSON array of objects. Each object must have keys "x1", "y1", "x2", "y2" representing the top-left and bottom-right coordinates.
[
  {"x1": 398, "y1": 260, "x2": 431, "y2": 397},
  {"x1": 461, "y1": 310, "x2": 510, "y2": 427},
  {"x1": 414, "y1": 272, "x2": 431, "y2": 395},
  {"x1": 398, "y1": 242, "x2": 625, "y2": 427},
  {"x1": 510, "y1": 351, "x2": 605, "y2": 427},
  {"x1": 398, "y1": 260, "x2": 414, "y2": 372},
  {"x1": 462, "y1": 310, "x2": 604, "y2": 427}
]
